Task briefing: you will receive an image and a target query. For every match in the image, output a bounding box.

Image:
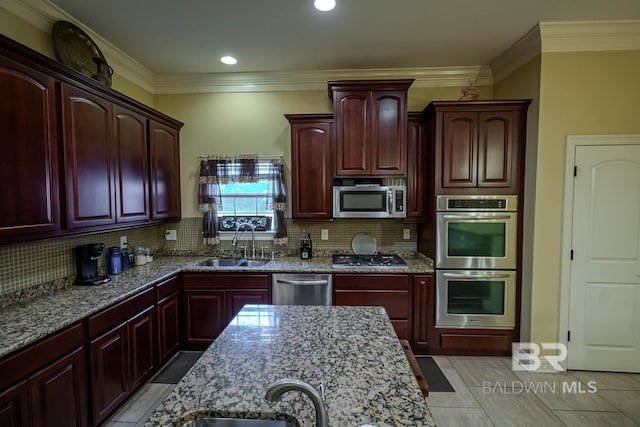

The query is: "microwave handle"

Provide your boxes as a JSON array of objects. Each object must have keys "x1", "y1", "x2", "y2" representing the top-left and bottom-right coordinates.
[
  {"x1": 388, "y1": 189, "x2": 393, "y2": 214},
  {"x1": 444, "y1": 214, "x2": 513, "y2": 220},
  {"x1": 442, "y1": 272, "x2": 511, "y2": 279}
]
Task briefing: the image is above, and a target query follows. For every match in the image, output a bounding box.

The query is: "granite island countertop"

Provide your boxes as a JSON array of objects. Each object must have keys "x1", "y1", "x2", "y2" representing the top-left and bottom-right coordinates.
[
  {"x1": 0, "y1": 254, "x2": 433, "y2": 359},
  {"x1": 144, "y1": 305, "x2": 435, "y2": 427}
]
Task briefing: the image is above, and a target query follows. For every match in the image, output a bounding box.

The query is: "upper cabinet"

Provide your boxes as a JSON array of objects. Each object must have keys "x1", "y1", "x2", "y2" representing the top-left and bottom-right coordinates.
[
  {"x1": 329, "y1": 79, "x2": 413, "y2": 176},
  {"x1": 0, "y1": 34, "x2": 183, "y2": 244},
  {"x1": 286, "y1": 114, "x2": 333, "y2": 221},
  {"x1": 424, "y1": 101, "x2": 530, "y2": 195},
  {"x1": 406, "y1": 113, "x2": 427, "y2": 220},
  {"x1": 0, "y1": 55, "x2": 61, "y2": 239},
  {"x1": 149, "y1": 120, "x2": 181, "y2": 221}
]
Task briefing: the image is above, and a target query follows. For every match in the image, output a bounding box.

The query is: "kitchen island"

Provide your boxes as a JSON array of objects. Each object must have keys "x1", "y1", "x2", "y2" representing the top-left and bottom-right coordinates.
[{"x1": 144, "y1": 305, "x2": 435, "y2": 427}]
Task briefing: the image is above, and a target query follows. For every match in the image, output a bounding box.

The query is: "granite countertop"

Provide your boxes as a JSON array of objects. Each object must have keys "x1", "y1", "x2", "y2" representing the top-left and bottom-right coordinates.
[
  {"x1": 0, "y1": 255, "x2": 433, "y2": 359},
  {"x1": 144, "y1": 305, "x2": 435, "y2": 427}
]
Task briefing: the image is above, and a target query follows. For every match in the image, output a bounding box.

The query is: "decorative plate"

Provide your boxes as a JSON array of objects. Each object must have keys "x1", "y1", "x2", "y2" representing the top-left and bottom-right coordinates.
[
  {"x1": 352, "y1": 233, "x2": 377, "y2": 255},
  {"x1": 51, "y1": 20, "x2": 108, "y2": 80}
]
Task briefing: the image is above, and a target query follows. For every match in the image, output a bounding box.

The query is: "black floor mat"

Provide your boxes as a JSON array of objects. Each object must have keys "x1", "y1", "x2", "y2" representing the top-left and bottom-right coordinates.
[
  {"x1": 416, "y1": 356, "x2": 455, "y2": 392},
  {"x1": 149, "y1": 351, "x2": 203, "y2": 384}
]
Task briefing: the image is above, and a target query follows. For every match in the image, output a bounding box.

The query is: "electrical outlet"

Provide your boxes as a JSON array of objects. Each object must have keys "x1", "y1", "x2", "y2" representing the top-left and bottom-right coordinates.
[
  {"x1": 165, "y1": 229, "x2": 177, "y2": 241},
  {"x1": 321, "y1": 229, "x2": 329, "y2": 240},
  {"x1": 120, "y1": 236, "x2": 127, "y2": 248},
  {"x1": 403, "y1": 229, "x2": 410, "y2": 240}
]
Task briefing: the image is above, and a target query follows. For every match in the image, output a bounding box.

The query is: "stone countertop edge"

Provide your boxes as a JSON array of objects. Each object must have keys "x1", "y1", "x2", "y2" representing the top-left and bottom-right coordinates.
[
  {"x1": 144, "y1": 305, "x2": 435, "y2": 427},
  {"x1": 0, "y1": 255, "x2": 433, "y2": 359}
]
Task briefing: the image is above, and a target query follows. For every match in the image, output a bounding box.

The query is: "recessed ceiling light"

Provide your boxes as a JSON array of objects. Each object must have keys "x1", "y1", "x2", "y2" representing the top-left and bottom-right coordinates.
[
  {"x1": 314, "y1": 0, "x2": 335, "y2": 11},
  {"x1": 220, "y1": 56, "x2": 237, "y2": 65}
]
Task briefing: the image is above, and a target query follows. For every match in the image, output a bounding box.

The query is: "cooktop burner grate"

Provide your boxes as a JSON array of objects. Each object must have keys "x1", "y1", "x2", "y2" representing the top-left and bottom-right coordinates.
[{"x1": 332, "y1": 253, "x2": 407, "y2": 268}]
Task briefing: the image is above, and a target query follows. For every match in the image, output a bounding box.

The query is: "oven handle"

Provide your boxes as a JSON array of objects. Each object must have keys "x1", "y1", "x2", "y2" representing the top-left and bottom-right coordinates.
[
  {"x1": 442, "y1": 272, "x2": 512, "y2": 279},
  {"x1": 443, "y1": 215, "x2": 513, "y2": 220},
  {"x1": 276, "y1": 279, "x2": 329, "y2": 286}
]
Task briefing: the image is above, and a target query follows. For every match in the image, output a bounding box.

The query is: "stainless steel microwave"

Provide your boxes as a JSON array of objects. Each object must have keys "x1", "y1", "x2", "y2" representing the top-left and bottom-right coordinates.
[{"x1": 333, "y1": 185, "x2": 406, "y2": 218}]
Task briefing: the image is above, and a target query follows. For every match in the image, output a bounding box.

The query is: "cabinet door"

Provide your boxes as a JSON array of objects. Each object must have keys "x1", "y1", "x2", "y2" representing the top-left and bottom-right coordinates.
[
  {"x1": 28, "y1": 346, "x2": 88, "y2": 427},
  {"x1": 90, "y1": 322, "x2": 129, "y2": 425},
  {"x1": 406, "y1": 114, "x2": 426, "y2": 219},
  {"x1": 477, "y1": 111, "x2": 515, "y2": 190},
  {"x1": 149, "y1": 120, "x2": 181, "y2": 220},
  {"x1": 0, "y1": 56, "x2": 60, "y2": 239},
  {"x1": 158, "y1": 293, "x2": 180, "y2": 365},
  {"x1": 0, "y1": 381, "x2": 29, "y2": 427},
  {"x1": 226, "y1": 290, "x2": 270, "y2": 324},
  {"x1": 412, "y1": 275, "x2": 433, "y2": 354},
  {"x1": 370, "y1": 91, "x2": 407, "y2": 175},
  {"x1": 113, "y1": 104, "x2": 149, "y2": 223},
  {"x1": 441, "y1": 111, "x2": 477, "y2": 188},
  {"x1": 61, "y1": 83, "x2": 116, "y2": 228},
  {"x1": 128, "y1": 306, "x2": 157, "y2": 391},
  {"x1": 333, "y1": 90, "x2": 370, "y2": 175},
  {"x1": 184, "y1": 290, "x2": 226, "y2": 345},
  {"x1": 289, "y1": 116, "x2": 333, "y2": 220}
]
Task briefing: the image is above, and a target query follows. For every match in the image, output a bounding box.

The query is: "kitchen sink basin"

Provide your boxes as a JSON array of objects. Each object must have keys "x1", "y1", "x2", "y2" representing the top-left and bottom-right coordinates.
[
  {"x1": 179, "y1": 418, "x2": 290, "y2": 427},
  {"x1": 197, "y1": 258, "x2": 270, "y2": 267}
]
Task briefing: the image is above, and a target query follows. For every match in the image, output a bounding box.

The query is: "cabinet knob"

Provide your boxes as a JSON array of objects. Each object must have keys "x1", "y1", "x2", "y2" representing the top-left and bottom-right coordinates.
[{"x1": 419, "y1": 281, "x2": 426, "y2": 285}]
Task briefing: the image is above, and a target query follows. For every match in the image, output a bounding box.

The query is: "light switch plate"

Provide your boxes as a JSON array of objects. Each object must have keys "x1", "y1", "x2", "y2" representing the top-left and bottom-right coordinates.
[
  {"x1": 120, "y1": 236, "x2": 127, "y2": 248},
  {"x1": 165, "y1": 230, "x2": 177, "y2": 241},
  {"x1": 403, "y1": 229, "x2": 410, "y2": 240},
  {"x1": 321, "y1": 229, "x2": 329, "y2": 240}
]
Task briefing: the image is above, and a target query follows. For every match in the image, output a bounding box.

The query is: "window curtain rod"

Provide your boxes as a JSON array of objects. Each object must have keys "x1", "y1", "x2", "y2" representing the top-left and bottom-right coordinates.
[{"x1": 197, "y1": 154, "x2": 284, "y2": 161}]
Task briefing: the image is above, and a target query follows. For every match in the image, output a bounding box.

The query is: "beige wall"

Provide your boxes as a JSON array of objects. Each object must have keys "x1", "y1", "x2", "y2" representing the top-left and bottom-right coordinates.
[
  {"x1": 1, "y1": 7, "x2": 153, "y2": 105},
  {"x1": 155, "y1": 85, "x2": 493, "y2": 219},
  {"x1": 531, "y1": 50, "x2": 640, "y2": 344},
  {"x1": 494, "y1": 56, "x2": 542, "y2": 342}
]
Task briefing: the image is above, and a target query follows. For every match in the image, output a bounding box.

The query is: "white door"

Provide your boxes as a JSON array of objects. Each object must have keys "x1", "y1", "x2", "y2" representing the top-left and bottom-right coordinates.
[{"x1": 567, "y1": 144, "x2": 640, "y2": 372}]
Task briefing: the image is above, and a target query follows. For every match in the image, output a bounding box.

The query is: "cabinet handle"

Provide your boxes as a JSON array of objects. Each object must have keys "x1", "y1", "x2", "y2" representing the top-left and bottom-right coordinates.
[{"x1": 419, "y1": 281, "x2": 426, "y2": 285}]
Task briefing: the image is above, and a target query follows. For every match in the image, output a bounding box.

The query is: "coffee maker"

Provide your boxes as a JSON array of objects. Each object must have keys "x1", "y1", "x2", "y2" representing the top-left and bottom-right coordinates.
[{"x1": 75, "y1": 243, "x2": 112, "y2": 285}]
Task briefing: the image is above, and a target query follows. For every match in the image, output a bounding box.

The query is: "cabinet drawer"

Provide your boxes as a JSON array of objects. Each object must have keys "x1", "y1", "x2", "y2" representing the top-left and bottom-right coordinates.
[
  {"x1": 334, "y1": 274, "x2": 409, "y2": 291},
  {"x1": 335, "y1": 290, "x2": 410, "y2": 319},
  {"x1": 440, "y1": 333, "x2": 511, "y2": 353},
  {"x1": 183, "y1": 274, "x2": 269, "y2": 290},
  {"x1": 156, "y1": 275, "x2": 180, "y2": 300},
  {"x1": 88, "y1": 287, "x2": 155, "y2": 337},
  {"x1": 0, "y1": 322, "x2": 85, "y2": 390}
]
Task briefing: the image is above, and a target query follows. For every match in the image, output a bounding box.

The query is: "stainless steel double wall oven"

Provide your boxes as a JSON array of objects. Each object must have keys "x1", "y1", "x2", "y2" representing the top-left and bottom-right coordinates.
[{"x1": 435, "y1": 195, "x2": 518, "y2": 329}]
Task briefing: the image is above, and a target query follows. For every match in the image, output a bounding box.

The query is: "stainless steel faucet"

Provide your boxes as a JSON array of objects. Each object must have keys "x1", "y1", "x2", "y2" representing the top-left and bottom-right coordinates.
[
  {"x1": 231, "y1": 222, "x2": 256, "y2": 258},
  {"x1": 265, "y1": 378, "x2": 328, "y2": 427}
]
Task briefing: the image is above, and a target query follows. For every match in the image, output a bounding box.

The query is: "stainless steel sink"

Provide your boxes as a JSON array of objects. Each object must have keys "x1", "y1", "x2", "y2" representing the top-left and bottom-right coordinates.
[
  {"x1": 179, "y1": 418, "x2": 289, "y2": 426},
  {"x1": 197, "y1": 258, "x2": 270, "y2": 267}
]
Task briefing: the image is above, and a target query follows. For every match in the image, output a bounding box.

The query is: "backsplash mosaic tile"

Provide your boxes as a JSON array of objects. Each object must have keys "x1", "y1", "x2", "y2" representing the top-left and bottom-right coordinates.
[{"x1": 1, "y1": 217, "x2": 417, "y2": 300}]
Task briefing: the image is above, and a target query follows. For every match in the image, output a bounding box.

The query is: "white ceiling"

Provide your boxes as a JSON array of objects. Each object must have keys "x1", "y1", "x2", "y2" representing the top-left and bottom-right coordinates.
[{"x1": 47, "y1": 0, "x2": 640, "y2": 76}]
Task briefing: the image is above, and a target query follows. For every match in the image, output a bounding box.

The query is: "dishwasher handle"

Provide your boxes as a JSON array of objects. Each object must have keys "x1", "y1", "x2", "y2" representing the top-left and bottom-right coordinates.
[{"x1": 276, "y1": 279, "x2": 329, "y2": 286}]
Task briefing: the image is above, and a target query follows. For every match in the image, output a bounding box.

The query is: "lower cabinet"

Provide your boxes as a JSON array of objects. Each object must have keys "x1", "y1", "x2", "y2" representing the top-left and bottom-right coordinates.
[
  {"x1": 156, "y1": 276, "x2": 181, "y2": 365},
  {"x1": 412, "y1": 275, "x2": 433, "y2": 354},
  {"x1": 0, "y1": 381, "x2": 28, "y2": 427},
  {"x1": 334, "y1": 274, "x2": 412, "y2": 341},
  {"x1": 88, "y1": 288, "x2": 157, "y2": 425},
  {"x1": 183, "y1": 274, "x2": 271, "y2": 347}
]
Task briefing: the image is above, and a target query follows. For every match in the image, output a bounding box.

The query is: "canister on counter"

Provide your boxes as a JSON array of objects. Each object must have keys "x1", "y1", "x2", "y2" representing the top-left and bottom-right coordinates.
[{"x1": 108, "y1": 247, "x2": 122, "y2": 275}]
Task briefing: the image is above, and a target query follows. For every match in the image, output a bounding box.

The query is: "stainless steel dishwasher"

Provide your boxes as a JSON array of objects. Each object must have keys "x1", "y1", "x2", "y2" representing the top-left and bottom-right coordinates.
[{"x1": 272, "y1": 273, "x2": 332, "y2": 305}]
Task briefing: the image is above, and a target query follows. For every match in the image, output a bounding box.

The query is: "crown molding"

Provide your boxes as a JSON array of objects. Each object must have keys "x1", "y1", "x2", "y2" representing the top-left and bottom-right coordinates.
[
  {"x1": 154, "y1": 66, "x2": 494, "y2": 94},
  {"x1": 2, "y1": 0, "x2": 155, "y2": 92},
  {"x1": 540, "y1": 20, "x2": 640, "y2": 52},
  {"x1": 489, "y1": 25, "x2": 541, "y2": 84}
]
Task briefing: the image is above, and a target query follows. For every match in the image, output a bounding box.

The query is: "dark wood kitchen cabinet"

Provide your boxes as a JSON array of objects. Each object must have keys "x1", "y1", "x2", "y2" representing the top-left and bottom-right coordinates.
[
  {"x1": 424, "y1": 100, "x2": 530, "y2": 195},
  {"x1": 183, "y1": 274, "x2": 270, "y2": 347},
  {"x1": 88, "y1": 288, "x2": 157, "y2": 425},
  {"x1": 62, "y1": 83, "x2": 116, "y2": 229},
  {"x1": 286, "y1": 114, "x2": 333, "y2": 221},
  {"x1": 113, "y1": 104, "x2": 150, "y2": 223},
  {"x1": 149, "y1": 119, "x2": 181, "y2": 221},
  {"x1": 0, "y1": 322, "x2": 89, "y2": 427},
  {"x1": 329, "y1": 79, "x2": 413, "y2": 176},
  {"x1": 156, "y1": 276, "x2": 181, "y2": 365},
  {"x1": 0, "y1": 55, "x2": 61, "y2": 240},
  {"x1": 406, "y1": 112, "x2": 427, "y2": 221},
  {"x1": 334, "y1": 274, "x2": 411, "y2": 340},
  {"x1": 411, "y1": 274, "x2": 434, "y2": 354}
]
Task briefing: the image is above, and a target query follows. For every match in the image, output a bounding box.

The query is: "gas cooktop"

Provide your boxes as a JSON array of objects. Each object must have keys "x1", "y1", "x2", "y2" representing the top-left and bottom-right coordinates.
[{"x1": 332, "y1": 253, "x2": 408, "y2": 268}]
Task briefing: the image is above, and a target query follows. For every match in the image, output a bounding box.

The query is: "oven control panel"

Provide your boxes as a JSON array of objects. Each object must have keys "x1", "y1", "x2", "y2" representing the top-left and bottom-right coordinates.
[{"x1": 436, "y1": 195, "x2": 517, "y2": 212}]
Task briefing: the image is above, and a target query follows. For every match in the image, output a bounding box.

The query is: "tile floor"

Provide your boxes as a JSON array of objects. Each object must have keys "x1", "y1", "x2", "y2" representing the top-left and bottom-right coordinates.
[{"x1": 105, "y1": 355, "x2": 640, "y2": 427}]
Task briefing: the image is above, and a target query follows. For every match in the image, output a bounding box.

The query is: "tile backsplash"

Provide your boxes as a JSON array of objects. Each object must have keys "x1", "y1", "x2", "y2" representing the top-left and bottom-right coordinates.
[{"x1": 0, "y1": 217, "x2": 416, "y2": 297}]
